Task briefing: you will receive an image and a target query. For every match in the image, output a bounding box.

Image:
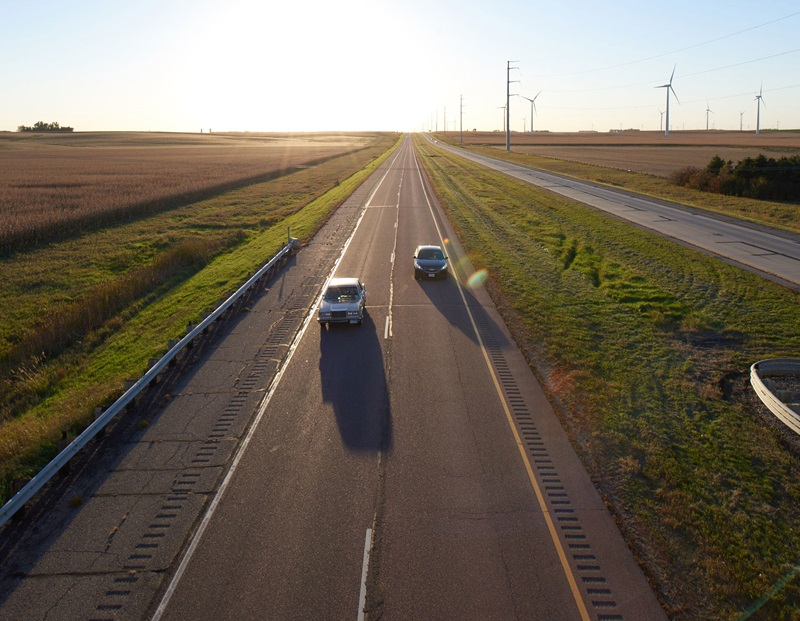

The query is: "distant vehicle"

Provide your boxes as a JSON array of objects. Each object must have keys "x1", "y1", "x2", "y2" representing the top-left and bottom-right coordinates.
[
  {"x1": 318, "y1": 277, "x2": 367, "y2": 326},
  {"x1": 413, "y1": 245, "x2": 448, "y2": 279}
]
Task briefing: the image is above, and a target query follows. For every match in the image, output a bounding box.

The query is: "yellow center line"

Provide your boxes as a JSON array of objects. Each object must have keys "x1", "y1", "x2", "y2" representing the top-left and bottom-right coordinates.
[{"x1": 412, "y1": 145, "x2": 592, "y2": 621}]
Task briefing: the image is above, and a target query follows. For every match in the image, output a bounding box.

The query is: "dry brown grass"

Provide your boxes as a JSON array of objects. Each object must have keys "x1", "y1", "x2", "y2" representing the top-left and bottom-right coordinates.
[
  {"x1": 0, "y1": 131, "x2": 378, "y2": 253},
  {"x1": 446, "y1": 130, "x2": 800, "y2": 177}
]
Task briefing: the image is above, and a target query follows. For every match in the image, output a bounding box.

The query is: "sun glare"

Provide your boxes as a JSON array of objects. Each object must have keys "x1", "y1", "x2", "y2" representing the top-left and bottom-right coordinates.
[
  {"x1": 171, "y1": 0, "x2": 423, "y2": 131},
  {"x1": 467, "y1": 269, "x2": 488, "y2": 289}
]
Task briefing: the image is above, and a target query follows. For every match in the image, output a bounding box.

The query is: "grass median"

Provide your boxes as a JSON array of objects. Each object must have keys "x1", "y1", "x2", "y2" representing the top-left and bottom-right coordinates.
[{"x1": 416, "y1": 135, "x2": 800, "y2": 620}]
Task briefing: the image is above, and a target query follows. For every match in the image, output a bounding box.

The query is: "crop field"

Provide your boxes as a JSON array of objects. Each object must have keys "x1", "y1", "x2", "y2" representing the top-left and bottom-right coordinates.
[
  {"x1": 447, "y1": 129, "x2": 800, "y2": 177},
  {"x1": 0, "y1": 131, "x2": 399, "y2": 500},
  {"x1": 0, "y1": 131, "x2": 380, "y2": 253}
]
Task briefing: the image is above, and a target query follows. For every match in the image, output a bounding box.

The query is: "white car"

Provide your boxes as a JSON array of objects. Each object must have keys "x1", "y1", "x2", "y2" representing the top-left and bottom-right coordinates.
[{"x1": 318, "y1": 277, "x2": 367, "y2": 326}]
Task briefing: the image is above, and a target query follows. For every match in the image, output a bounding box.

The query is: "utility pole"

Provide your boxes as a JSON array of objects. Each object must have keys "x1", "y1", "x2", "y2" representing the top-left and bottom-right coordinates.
[
  {"x1": 506, "y1": 61, "x2": 519, "y2": 151},
  {"x1": 459, "y1": 94, "x2": 463, "y2": 144}
]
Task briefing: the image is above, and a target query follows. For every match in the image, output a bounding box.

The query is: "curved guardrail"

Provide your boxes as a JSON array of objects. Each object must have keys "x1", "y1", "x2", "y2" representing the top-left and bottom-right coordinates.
[
  {"x1": 750, "y1": 359, "x2": 800, "y2": 435},
  {"x1": 0, "y1": 237, "x2": 298, "y2": 528}
]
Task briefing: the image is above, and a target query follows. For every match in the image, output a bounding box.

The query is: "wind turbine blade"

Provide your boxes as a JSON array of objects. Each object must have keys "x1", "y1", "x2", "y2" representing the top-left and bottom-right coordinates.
[
  {"x1": 669, "y1": 64, "x2": 676, "y2": 85},
  {"x1": 670, "y1": 85, "x2": 680, "y2": 105}
]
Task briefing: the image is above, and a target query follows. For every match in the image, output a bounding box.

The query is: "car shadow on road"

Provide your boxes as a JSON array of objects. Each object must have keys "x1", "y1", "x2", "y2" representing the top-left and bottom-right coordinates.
[
  {"x1": 415, "y1": 275, "x2": 510, "y2": 350},
  {"x1": 319, "y1": 312, "x2": 392, "y2": 453}
]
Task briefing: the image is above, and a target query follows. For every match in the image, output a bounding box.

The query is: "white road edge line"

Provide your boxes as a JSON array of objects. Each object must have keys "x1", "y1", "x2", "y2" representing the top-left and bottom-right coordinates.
[
  {"x1": 150, "y1": 146, "x2": 403, "y2": 621},
  {"x1": 357, "y1": 527, "x2": 374, "y2": 621}
]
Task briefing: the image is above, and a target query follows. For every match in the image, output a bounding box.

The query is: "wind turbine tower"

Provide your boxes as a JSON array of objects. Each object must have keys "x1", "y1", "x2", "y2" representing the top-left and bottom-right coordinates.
[
  {"x1": 658, "y1": 109, "x2": 664, "y2": 132},
  {"x1": 755, "y1": 84, "x2": 766, "y2": 134},
  {"x1": 521, "y1": 91, "x2": 541, "y2": 134},
  {"x1": 705, "y1": 102, "x2": 713, "y2": 131},
  {"x1": 655, "y1": 66, "x2": 678, "y2": 137}
]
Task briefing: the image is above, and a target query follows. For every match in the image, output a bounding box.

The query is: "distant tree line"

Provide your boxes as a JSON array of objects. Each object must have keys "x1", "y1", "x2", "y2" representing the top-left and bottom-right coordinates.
[
  {"x1": 17, "y1": 121, "x2": 74, "y2": 132},
  {"x1": 671, "y1": 154, "x2": 800, "y2": 202}
]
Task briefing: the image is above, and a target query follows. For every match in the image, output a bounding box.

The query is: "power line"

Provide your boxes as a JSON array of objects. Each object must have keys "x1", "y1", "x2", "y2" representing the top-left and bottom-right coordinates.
[
  {"x1": 681, "y1": 47, "x2": 800, "y2": 78},
  {"x1": 531, "y1": 10, "x2": 800, "y2": 78},
  {"x1": 538, "y1": 48, "x2": 800, "y2": 96}
]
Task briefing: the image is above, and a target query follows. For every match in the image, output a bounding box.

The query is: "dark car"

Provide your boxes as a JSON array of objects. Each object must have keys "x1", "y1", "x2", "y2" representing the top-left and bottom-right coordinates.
[{"x1": 413, "y1": 245, "x2": 448, "y2": 279}]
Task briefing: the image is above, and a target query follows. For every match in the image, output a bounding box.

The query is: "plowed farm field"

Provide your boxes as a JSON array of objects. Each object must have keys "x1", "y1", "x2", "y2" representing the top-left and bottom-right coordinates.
[{"x1": 452, "y1": 130, "x2": 800, "y2": 177}]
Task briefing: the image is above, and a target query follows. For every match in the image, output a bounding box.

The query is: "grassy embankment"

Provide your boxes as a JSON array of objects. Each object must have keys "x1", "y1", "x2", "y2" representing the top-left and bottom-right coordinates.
[
  {"x1": 416, "y1": 135, "x2": 800, "y2": 620},
  {"x1": 0, "y1": 134, "x2": 400, "y2": 503},
  {"x1": 433, "y1": 134, "x2": 800, "y2": 235}
]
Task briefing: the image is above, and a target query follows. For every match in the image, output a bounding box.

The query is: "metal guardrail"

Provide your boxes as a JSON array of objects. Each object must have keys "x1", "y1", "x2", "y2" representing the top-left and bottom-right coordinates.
[
  {"x1": 0, "y1": 237, "x2": 298, "y2": 528},
  {"x1": 750, "y1": 359, "x2": 800, "y2": 435}
]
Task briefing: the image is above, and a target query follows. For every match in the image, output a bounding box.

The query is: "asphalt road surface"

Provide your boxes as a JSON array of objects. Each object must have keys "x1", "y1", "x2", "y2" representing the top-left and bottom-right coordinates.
[
  {"x1": 0, "y1": 136, "x2": 666, "y2": 621},
  {"x1": 153, "y1": 137, "x2": 665, "y2": 621},
  {"x1": 428, "y1": 136, "x2": 800, "y2": 291}
]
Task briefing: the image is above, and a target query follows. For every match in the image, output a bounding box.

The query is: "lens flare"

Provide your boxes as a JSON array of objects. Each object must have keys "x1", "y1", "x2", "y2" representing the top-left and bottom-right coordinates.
[{"x1": 467, "y1": 269, "x2": 488, "y2": 288}]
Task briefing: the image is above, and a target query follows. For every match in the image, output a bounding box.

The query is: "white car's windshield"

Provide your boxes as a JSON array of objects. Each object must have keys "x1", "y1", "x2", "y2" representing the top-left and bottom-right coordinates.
[{"x1": 324, "y1": 286, "x2": 358, "y2": 301}]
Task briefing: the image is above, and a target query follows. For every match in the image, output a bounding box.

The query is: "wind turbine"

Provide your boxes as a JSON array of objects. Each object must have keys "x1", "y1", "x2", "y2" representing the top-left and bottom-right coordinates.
[
  {"x1": 739, "y1": 111, "x2": 745, "y2": 131},
  {"x1": 655, "y1": 66, "x2": 678, "y2": 137},
  {"x1": 498, "y1": 105, "x2": 506, "y2": 132},
  {"x1": 658, "y1": 109, "x2": 664, "y2": 132},
  {"x1": 705, "y1": 102, "x2": 713, "y2": 131},
  {"x1": 755, "y1": 84, "x2": 766, "y2": 134},
  {"x1": 521, "y1": 91, "x2": 541, "y2": 134}
]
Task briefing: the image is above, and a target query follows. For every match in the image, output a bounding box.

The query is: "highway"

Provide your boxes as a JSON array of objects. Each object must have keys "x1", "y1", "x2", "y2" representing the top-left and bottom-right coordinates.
[
  {"x1": 0, "y1": 136, "x2": 665, "y2": 620},
  {"x1": 428, "y1": 136, "x2": 800, "y2": 291},
  {"x1": 153, "y1": 137, "x2": 664, "y2": 620}
]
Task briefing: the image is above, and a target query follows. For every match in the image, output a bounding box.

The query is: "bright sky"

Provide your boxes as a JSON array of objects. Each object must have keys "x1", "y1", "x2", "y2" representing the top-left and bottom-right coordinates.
[{"x1": 2, "y1": 0, "x2": 798, "y2": 134}]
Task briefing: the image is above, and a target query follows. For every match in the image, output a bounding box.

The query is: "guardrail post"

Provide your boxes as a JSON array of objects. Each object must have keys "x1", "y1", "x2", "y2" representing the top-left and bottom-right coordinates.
[
  {"x1": 57, "y1": 432, "x2": 71, "y2": 475},
  {"x1": 124, "y1": 380, "x2": 137, "y2": 410},
  {"x1": 9, "y1": 479, "x2": 30, "y2": 520}
]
